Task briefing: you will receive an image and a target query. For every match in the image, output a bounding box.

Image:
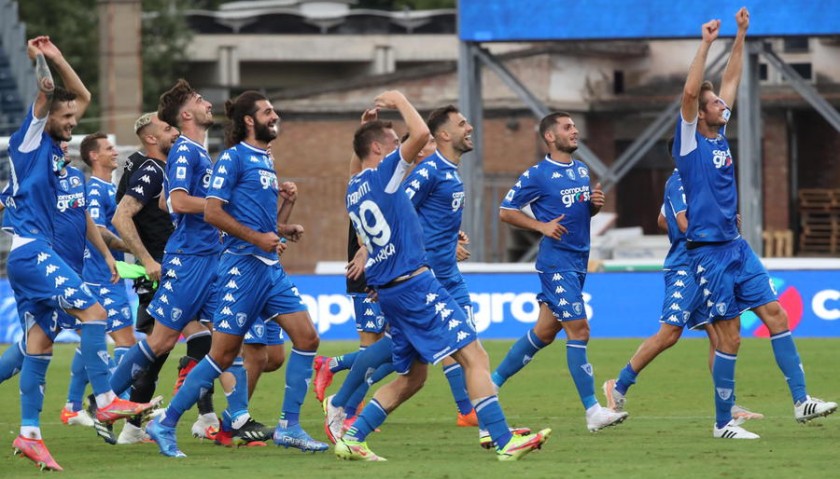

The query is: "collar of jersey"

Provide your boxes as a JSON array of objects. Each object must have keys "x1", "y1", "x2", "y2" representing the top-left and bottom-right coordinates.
[
  {"x1": 178, "y1": 135, "x2": 207, "y2": 151},
  {"x1": 432, "y1": 150, "x2": 457, "y2": 169},
  {"x1": 544, "y1": 155, "x2": 574, "y2": 167},
  {"x1": 238, "y1": 141, "x2": 268, "y2": 154},
  {"x1": 89, "y1": 175, "x2": 111, "y2": 186}
]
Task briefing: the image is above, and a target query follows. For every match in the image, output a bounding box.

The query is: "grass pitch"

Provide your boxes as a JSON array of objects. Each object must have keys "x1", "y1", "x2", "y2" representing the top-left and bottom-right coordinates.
[{"x1": 1, "y1": 338, "x2": 838, "y2": 478}]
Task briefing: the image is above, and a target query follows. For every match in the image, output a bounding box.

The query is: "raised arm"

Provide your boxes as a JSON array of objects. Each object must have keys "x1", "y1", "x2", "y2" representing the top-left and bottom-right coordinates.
[
  {"x1": 718, "y1": 7, "x2": 750, "y2": 108},
  {"x1": 27, "y1": 38, "x2": 55, "y2": 119},
  {"x1": 37, "y1": 37, "x2": 91, "y2": 117},
  {"x1": 374, "y1": 91, "x2": 429, "y2": 164},
  {"x1": 681, "y1": 20, "x2": 720, "y2": 122}
]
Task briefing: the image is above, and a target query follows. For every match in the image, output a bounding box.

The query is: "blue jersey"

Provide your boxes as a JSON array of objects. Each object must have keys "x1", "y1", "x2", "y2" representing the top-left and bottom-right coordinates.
[
  {"x1": 501, "y1": 156, "x2": 592, "y2": 272},
  {"x1": 346, "y1": 149, "x2": 427, "y2": 287},
  {"x1": 662, "y1": 169, "x2": 689, "y2": 270},
  {"x1": 673, "y1": 116, "x2": 739, "y2": 242},
  {"x1": 164, "y1": 136, "x2": 221, "y2": 255},
  {"x1": 54, "y1": 166, "x2": 88, "y2": 275},
  {"x1": 206, "y1": 142, "x2": 279, "y2": 261},
  {"x1": 84, "y1": 176, "x2": 124, "y2": 282},
  {"x1": 5, "y1": 104, "x2": 64, "y2": 243},
  {"x1": 402, "y1": 151, "x2": 465, "y2": 279}
]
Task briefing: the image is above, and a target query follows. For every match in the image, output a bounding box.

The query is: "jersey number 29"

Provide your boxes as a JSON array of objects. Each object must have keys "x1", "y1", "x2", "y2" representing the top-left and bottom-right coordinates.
[{"x1": 349, "y1": 200, "x2": 392, "y2": 253}]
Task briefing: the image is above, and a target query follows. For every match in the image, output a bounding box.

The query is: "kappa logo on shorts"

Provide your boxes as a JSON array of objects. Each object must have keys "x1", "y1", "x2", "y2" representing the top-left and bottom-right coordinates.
[
  {"x1": 675, "y1": 280, "x2": 686, "y2": 287},
  {"x1": 37, "y1": 252, "x2": 51, "y2": 264},
  {"x1": 163, "y1": 281, "x2": 173, "y2": 291},
  {"x1": 365, "y1": 321, "x2": 376, "y2": 330},
  {"x1": 364, "y1": 308, "x2": 374, "y2": 316},
  {"x1": 699, "y1": 277, "x2": 708, "y2": 285},
  {"x1": 221, "y1": 306, "x2": 233, "y2": 315},
  {"x1": 73, "y1": 299, "x2": 86, "y2": 309},
  {"x1": 107, "y1": 308, "x2": 118, "y2": 317},
  {"x1": 159, "y1": 294, "x2": 169, "y2": 304},
  {"x1": 672, "y1": 292, "x2": 683, "y2": 299},
  {"x1": 447, "y1": 319, "x2": 461, "y2": 330},
  {"x1": 425, "y1": 293, "x2": 438, "y2": 304},
  {"x1": 703, "y1": 288, "x2": 712, "y2": 297},
  {"x1": 100, "y1": 287, "x2": 110, "y2": 295},
  {"x1": 55, "y1": 276, "x2": 68, "y2": 287},
  {"x1": 228, "y1": 267, "x2": 241, "y2": 276},
  {"x1": 112, "y1": 319, "x2": 123, "y2": 327},
  {"x1": 456, "y1": 331, "x2": 469, "y2": 342},
  {"x1": 223, "y1": 293, "x2": 235, "y2": 302},
  {"x1": 552, "y1": 273, "x2": 564, "y2": 281},
  {"x1": 440, "y1": 308, "x2": 453, "y2": 320},
  {"x1": 219, "y1": 320, "x2": 231, "y2": 329},
  {"x1": 558, "y1": 298, "x2": 569, "y2": 306},
  {"x1": 45, "y1": 264, "x2": 59, "y2": 276},
  {"x1": 562, "y1": 311, "x2": 572, "y2": 319},
  {"x1": 236, "y1": 313, "x2": 248, "y2": 327},
  {"x1": 225, "y1": 280, "x2": 238, "y2": 289},
  {"x1": 169, "y1": 257, "x2": 182, "y2": 266},
  {"x1": 172, "y1": 308, "x2": 183, "y2": 321},
  {"x1": 667, "y1": 314, "x2": 679, "y2": 322},
  {"x1": 63, "y1": 287, "x2": 77, "y2": 297},
  {"x1": 555, "y1": 285, "x2": 566, "y2": 294}
]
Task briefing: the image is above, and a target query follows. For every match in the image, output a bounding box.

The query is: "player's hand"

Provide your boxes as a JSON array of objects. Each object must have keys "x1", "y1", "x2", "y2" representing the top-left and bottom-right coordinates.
[
  {"x1": 373, "y1": 90, "x2": 407, "y2": 110},
  {"x1": 26, "y1": 37, "x2": 44, "y2": 60},
  {"x1": 365, "y1": 287, "x2": 379, "y2": 303},
  {"x1": 702, "y1": 19, "x2": 721, "y2": 43},
  {"x1": 279, "y1": 224, "x2": 304, "y2": 242},
  {"x1": 346, "y1": 249, "x2": 366, "y2": 281},
  {"x1": 541, "y1": 214, "x2": 568, "y2": 240},
  {"x1": 590, "y1": 182, "x2": 605, "y2": 208},
  {"x1": 255, "y1": 231, "x2": 281, "y2": 253},
  {"x1": 279, "y1": 181, "x2": 297, "y2": 203},
  {"x1": 35, "y1": 37, "x2": 62, "y2": 61},
  {"x1": 458, "y1": 230, "x2": 470, "y2": 244},
  {"x1": 106, "y1": 256, "x2": 120, "y2": 284},
  {"x1": 361, "y1": 108, "x2": 379, "y2": 124},
  {"x1": 143, "y1": 259, "x2": 162, "y2": 282},
  {"x1": 456, "y1": 242, "x2": 471, "y2": 262},
  {"x1": 735, "y1": 7, "x2": 750, "y2": 31}
]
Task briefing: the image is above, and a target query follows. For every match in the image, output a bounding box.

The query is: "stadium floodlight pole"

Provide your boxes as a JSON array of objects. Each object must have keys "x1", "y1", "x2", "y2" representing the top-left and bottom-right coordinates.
[{"x1": 737, "y1": 39, "x2": 763, "y2": 255}]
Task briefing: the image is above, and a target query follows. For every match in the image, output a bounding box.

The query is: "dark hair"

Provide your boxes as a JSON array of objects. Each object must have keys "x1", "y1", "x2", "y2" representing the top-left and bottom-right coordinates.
[
  {"x1": 538, "y1": 112, "x2": 572, "y2": 145},
  {"x1": 698, "y1": 80, "x2": 715, "y2": 110},
  {"x1": 157, "y1": 79, "x2": 195, "y2": 128},
  {"x1": 49, "y1": 86, "x2": 77, "y2": 113},
  {"x1": 79, "y1": 132, "x2": 108, "y2": 166},
  {"x1": 426, "y1": 105, "x2": 459, "y2": 136},
  {"x1": 223, "y1": 91, "x2": 267, "y2": 148},
  {"x1": 353, "y1": 120, "x2": 393, "y2": 159}
]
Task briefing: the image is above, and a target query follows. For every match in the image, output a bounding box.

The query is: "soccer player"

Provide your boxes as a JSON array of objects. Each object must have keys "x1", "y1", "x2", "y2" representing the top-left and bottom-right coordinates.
[
  {"x1": 675, "y1": 8, "x2": 836, "y2": 439},
  {"x1": 603, "y1": 144, "x2": 763, "y2": 422},
  {"x1": 336, "y1": 90, "x2": 550, "y2": 462},
  {"x1": 6, "y1": 36, "x2": 156, "y2": 471},
  {"x1": 146, "y1": 90, "x2": 327, "y2": 456},
  {"x1": 492, "y1": 111, "x2": 628, "y2": 432},
  {"x1": 108, "y1": 80, "x2": 225, "y2": 441},
  {"x1": 402, "y1": 105, "x2": 481, "y2": 427},
  {"x1": 112, "y1": 112, "x2": 180, "y2": 443}
]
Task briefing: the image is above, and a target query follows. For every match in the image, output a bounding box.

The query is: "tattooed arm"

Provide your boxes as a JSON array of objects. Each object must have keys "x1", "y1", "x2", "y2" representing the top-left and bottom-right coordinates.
[{"x1": 27, "y1": 38, "x2": 55, "y2": 119}]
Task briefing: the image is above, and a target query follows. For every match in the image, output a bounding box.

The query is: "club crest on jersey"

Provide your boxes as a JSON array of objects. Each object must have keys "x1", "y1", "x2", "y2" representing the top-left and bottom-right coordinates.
[{"x1": 577, "y1": 166, "x2": 588, "y2": 178}]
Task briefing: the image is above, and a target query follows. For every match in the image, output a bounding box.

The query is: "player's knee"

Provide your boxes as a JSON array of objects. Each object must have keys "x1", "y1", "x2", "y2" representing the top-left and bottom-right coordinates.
[
  {"x1": 75, "y1": 303, "x2": 107, "y2": 322},
  {"x1": 759, "y1": 302, "x2": 788, "y2": 333},
  {"x1": 292, "y1": 332, "x2": 319, "y2": 351}
]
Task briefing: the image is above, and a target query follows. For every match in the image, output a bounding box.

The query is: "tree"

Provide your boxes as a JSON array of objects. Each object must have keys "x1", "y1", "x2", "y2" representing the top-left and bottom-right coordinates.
[{"x1": 141, "y1": 0, "x2": 193, "y2": 111}]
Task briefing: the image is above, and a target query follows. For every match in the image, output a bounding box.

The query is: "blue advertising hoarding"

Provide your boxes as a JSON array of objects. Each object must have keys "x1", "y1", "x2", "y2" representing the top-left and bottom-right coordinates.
[
  {"x1": 6, "y1": 270, "x2": 836, "y2": 343},
  {"x1": 459, "y1": 1, "x2": 840, "y2": 42}
]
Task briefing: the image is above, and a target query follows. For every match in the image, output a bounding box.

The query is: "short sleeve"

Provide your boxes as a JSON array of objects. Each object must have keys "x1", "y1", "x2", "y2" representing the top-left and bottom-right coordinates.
[
  {"x1": 500, "y1": 167, "x2": 542, "y2": 210},
  {"x1": 125, "y1": 161, "x2": 164, "y2": 205},
  {"x1": 206, "y1": 149, "x2": 240, "y2": 203}
]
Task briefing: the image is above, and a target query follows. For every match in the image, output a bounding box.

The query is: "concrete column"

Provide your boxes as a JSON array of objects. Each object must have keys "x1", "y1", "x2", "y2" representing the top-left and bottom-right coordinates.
[
  {"x1": 217, "y1": 45, "x2": 240, "y2": 87},
  {"x1": 98, "y1": 0, "x2": 142, "y2": 145},
  {"x1": 372, "y1": 45, "x2": 395, "y2": 75}
]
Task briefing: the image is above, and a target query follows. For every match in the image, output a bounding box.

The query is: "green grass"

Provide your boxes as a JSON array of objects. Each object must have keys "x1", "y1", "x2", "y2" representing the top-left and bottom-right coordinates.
[{"x1": 1, "y1": 338, "x2": 838, "y2": 478}]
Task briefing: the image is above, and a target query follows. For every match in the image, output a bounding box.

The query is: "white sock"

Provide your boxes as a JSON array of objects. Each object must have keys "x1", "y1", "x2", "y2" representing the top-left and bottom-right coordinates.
[
  {"x1": 231, "y1": 412, "x2": 251, "y2": 430},
  {"x1": 95, "y1": 391, "x2": 117, "y2": 409},
  {"x1": 20, "y1": 426, "x2": 41, "y2": 440}
]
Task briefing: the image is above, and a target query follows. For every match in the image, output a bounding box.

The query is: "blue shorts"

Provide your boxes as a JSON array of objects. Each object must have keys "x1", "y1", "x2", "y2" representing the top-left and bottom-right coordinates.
[
  {"x1": 87, "y1": 281, "x2": 133, "y2": 333},
  {"x1": 351, "y1": 294, "x2": 386, "y2": 334},
  {"x1": 148, "y1": 253, "x2": 219, "y2": 331},
  {"x1": 536, "y1": 271, "x2": 587, "y2": 321},
  {"x1": 687, "y1": 238, "x2": 777, "y2": 322},
  {"x1": 660, "y1": 268, "x2": 708, "y2": 330},
  {"x1": 7, "y1": 240, "x2": 97, "y2": 340},
  {"x1": 213, "y1": 253, "x2": 308, "y2": 337},
  {"x1": 377, "y1": 270, "x2": 476, "y2": 375},
  {"x1": 437, "y1": 271, "x2": 471, "y2": 310},
  {"x1": 244, "y1": 319, "x2": 285, "y2": 346}
]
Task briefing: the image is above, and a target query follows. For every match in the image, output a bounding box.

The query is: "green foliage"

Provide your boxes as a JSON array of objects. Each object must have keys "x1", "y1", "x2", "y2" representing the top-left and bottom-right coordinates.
[
  {"x1": 18, "y1": 0, "x2": 101, "y2": 129},
  {"x1": 141, "y1": 0, "x2": 193, "y2": 112}
]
